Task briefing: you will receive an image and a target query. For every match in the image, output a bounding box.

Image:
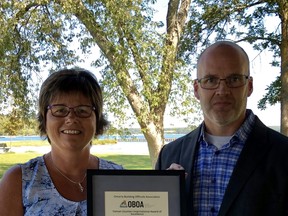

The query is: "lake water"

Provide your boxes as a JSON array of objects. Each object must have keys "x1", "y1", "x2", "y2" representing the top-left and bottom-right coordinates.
[{"x1": 0, "y1": 134, "x2": 186, "y2": 142}]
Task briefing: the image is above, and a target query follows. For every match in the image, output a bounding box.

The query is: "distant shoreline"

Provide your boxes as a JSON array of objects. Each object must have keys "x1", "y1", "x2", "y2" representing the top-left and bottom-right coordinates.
[
  {"x1": 0, "y1": 134, "x2": 186, "y2": 142},
  {"x1": 0, "y1": 125, "x2": 281, "y2": 142},
  {"x1": 5, "y1": 142, "x2": 150, "y2": 155}
]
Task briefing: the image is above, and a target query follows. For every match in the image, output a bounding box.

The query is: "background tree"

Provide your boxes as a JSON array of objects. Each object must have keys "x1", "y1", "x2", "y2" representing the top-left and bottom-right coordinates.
[
  {"x1": 0, "y1": 0, "x2": 286, "y2": 167},
  {"x1": 2, "y1": 109, "x2": 24, "y2": 136},
  {"x1": 180, "y1": 0, "x2": 288, "y2": 134},
  {"x1": 0, "y1": 115, "x2": 7, "y2": 135},
  {"x1": 0, "y1": 0, "x2": 199, "y2": 166},
  {"x1": 0, "y1": 110, "x2": 37, "y2": 136}
]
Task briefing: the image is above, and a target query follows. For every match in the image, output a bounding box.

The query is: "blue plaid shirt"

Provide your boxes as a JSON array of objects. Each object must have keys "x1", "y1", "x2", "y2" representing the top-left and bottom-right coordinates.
[{"x1": 192, "y1": 110, "x2": 255, "y2": 215}]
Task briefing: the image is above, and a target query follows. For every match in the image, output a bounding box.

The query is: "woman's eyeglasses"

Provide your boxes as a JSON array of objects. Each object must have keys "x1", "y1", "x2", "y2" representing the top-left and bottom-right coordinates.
[{"x1": 47, "y1": 105, "x2": 95, "y2": 118}]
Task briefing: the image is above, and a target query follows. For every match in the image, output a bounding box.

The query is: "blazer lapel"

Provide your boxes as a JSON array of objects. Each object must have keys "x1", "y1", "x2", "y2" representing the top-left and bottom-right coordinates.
[
  {"x1": 180, "y1": 127, "x2": 201, "y2": 170},
  {"x1": 179, "y1": 126, "x2": 201, "y2": 215},
  {"x1": 218, "y1": 118, "x2": 272, "y2": 215}
]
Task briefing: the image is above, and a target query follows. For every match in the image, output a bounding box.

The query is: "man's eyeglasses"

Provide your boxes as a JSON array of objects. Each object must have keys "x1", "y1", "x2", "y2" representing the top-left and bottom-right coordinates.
[
  {"x1": 47, "y1": 105, "x2": 95, "y2": 118},
  {"x1": 196, "y1": 74, "x2": 249, "y2": 90}
]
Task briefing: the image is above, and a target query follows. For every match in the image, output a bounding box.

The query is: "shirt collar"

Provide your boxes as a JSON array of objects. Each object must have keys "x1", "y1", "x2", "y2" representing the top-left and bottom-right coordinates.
[{"x1": 198, "y1": 109, "x2": 256, "y2": 144}]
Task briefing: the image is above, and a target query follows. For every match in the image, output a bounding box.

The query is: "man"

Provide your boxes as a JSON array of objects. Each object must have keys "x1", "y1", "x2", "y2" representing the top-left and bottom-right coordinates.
[{"x1": 155, "y1": 41, "x2": 288, "y2": 216}]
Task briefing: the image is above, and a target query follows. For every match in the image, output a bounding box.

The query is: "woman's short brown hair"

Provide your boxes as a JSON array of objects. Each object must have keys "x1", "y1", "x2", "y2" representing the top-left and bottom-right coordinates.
[{"x1": 38, "y1": 68, "x2": 109, "y2": 140}]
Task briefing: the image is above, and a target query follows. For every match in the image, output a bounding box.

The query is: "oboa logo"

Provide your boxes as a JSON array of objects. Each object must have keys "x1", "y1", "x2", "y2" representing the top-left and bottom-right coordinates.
[{"x1": 120, "y1": 200, "x2": 144, "y2": 208}]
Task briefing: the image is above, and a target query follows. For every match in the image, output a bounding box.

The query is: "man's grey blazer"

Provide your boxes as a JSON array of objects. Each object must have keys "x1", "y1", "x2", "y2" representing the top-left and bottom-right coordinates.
[{"x1": 155, "y1": 117, "x2": 288, "y2": 216}]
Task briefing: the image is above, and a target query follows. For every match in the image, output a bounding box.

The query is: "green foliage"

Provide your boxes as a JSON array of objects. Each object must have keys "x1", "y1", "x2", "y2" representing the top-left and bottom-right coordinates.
[
  {"x1": 2, "y1": 110, "x2": 23, "y2": 135},
  {"x1": 0, "y1": 0, "x2": 201, "y2": 156},
  {"x1": 0, "y1": 0, "x2": 285, "y2": 131},
  {"x1": 181, "y1": 0, "x2": 282, "y2": 55},
  {"x1": 0, "y1": 0, "x2": 81, "y2": 118},
  {"x1": 180, "y1": 0, "x2": 284, "y2": 109},
  {"x1": 0, "y1": 113, "x2": 38, "y2": 136},
  {"x1": 0, "y1": 0, "x2": 194, "y2": 123},
  {"x1": 4, "y1": 0, "x2": 285, "y2": 158},
  {"x1": 258, "y1": 76, "x2": 281, "y2": 110}
]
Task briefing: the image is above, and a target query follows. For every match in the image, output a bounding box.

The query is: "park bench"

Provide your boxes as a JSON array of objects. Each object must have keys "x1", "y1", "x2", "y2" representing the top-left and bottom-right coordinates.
[{"x1": 0, "y1": 143, "x2": 10, "y2": 153}]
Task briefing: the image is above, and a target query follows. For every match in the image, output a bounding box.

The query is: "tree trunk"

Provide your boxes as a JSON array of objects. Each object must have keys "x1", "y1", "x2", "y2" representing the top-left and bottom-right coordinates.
[
  {"x1": 142, "y1": 123, "x2": 165, "y2": 168},
  {"x1": 60, "y1": 0, "x2": 191, "y2": 165},
  {"x1": 280, "y1": 0, "x2": 288, "y2": 135}
]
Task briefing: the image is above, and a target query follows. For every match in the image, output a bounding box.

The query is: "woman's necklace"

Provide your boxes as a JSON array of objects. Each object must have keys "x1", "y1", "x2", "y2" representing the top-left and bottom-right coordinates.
[{"x1": 52, "y1": 160, "x2": 87, "y2": 192}]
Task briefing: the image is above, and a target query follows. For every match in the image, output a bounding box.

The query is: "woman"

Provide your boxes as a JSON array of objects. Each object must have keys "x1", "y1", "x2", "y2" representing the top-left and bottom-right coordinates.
[{"x1": 0, "y1": 68, "x2": 123, "y2": 215}]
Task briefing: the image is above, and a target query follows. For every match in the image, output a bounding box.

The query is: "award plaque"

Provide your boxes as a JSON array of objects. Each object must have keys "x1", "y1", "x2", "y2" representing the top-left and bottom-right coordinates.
[{"x1": 87, "y1": 169, "x2": 186, "y2": 216}]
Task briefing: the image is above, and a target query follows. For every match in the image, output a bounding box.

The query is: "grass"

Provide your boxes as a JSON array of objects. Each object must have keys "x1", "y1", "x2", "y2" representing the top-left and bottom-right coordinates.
[
  {"x1": 2, "y1": 140, "x2": 49, "y2": 147},
  {"x1": 0, "y1": 152, "x2": 152, "y2": 179},
  {"x1": 0, "y1": 139, "x2": 152, "y2": 179},
  {"x1": 2, "y1": 139, "x2": 117, "y2": 147}
]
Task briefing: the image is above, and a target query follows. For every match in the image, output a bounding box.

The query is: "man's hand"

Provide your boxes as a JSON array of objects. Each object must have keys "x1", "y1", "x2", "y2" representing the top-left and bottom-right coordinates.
[
  {"x1": 167, "y1": 163, "x2": 185, "y2": 170},
  {"x1": 166, "y1": 163, "x2": 188, "y2": 178}
]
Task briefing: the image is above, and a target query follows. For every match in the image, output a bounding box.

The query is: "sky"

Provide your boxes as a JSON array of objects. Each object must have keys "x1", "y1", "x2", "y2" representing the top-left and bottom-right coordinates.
[{"x1": 243, "y1": 45, "x2": 280, "y2": 127}]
